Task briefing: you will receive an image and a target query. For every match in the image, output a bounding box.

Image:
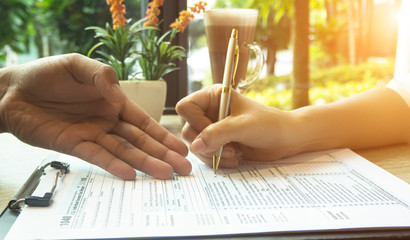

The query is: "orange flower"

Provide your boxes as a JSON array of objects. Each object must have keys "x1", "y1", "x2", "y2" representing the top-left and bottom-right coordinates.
[
  {"x1": 189, "y1": 1, "x2": 207, "y2": 13},
  {"x1": 107, "y1": 0, "x2": 127, "y2": 30},
  {"x1": 144, "y1": 0, "x2": 164, "y2": 27},
  {"x1": 170, "y1": 1, "x2": 207, "y2": 33}
]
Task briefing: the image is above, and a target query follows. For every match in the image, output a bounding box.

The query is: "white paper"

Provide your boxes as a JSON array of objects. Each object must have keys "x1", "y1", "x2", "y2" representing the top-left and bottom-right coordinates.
[{"x1": 5, "y1": 149, "x2": 410, "y2": 239}]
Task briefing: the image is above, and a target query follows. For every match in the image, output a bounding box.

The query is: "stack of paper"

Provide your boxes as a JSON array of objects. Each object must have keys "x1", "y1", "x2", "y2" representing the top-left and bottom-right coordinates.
[{"x1": 5, "y1": 149, "x2": 410, "y2": 239}]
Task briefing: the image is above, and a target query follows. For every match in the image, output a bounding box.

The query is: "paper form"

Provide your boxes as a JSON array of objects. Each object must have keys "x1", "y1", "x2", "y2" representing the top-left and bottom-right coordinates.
[{"x1": 5, "y1": 149, "x2": 410, "y2": 239}]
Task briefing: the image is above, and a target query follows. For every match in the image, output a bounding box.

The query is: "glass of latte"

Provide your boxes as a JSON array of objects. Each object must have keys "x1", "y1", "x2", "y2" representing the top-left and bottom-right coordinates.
[{"x1": 204, "y1": 9, "x2": 264, "y2": 93}]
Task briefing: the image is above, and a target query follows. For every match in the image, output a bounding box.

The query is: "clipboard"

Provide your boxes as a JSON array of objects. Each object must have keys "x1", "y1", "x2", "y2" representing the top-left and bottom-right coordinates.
[
  {"x1": 0, "y1": 156, "x2": 70, "y2": 239},
  {"x1": 1, "y1": 151, "x2": 410, "y2": 240}
]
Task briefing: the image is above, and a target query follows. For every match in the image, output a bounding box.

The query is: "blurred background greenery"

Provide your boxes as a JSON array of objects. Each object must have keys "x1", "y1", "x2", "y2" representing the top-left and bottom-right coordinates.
[
  {"x1": 210, "y1": 0, "x2": 400, "y2": 109},
  {"x1": 246, "y1": 58, "x2": 395, "y2": 110},
  {"x1": 0, "y1": 0, "x2": 402, "y2": 110},
  {"x1": 0, "y1": 0, "x2": 142, "y2": 61}
]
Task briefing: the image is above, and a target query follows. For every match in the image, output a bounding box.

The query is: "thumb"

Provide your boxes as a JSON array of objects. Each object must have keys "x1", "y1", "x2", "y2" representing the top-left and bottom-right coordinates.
[
  {"x1": 95, "y1": 72, "x2": 126, "y2": 103},
  {"x1": 190, "y1": 117, "x2": 238, "y2": 153},
  {"x1": 91, "y1": 62, "x2": 126, "y2": 103},
  {"x1": 67, "y1": 53, "x2": 126, "y2": 102}
]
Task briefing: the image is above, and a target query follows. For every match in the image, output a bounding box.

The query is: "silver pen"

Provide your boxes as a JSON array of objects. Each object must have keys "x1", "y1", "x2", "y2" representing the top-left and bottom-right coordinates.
[{"x1": 213, "y1": 28, "x2": 239, "y2": 174}]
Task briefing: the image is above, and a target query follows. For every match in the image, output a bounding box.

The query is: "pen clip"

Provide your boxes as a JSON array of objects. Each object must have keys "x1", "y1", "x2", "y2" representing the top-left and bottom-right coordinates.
[{"x1": 232, "y1": 44, "x2": 239, "y2": 87}]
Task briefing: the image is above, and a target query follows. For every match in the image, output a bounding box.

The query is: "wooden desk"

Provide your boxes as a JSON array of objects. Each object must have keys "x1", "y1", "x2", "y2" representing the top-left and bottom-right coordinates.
[
  {"x1": 1, "y1": 115, "x2": 410, "y2": 209},
  {"x1": 356, "y1": 144, "x2": 410, "y2": 184}
]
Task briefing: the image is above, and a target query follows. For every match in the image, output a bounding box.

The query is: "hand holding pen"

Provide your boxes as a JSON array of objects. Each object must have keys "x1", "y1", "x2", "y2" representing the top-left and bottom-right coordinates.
[{"x1": 213, "y1": 28, "x2": 240, "y2": 174}]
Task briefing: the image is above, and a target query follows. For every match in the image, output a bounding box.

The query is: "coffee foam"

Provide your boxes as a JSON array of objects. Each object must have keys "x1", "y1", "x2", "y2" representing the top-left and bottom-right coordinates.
[{"x1": 204, "y1": 9, "x2": 258, "y2": 26}]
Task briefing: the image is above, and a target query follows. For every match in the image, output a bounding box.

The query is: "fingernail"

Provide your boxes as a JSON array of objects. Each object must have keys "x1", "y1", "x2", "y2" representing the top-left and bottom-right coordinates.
[{"x1": 191, "y1": 138, "x2": 206, "y2": 152}]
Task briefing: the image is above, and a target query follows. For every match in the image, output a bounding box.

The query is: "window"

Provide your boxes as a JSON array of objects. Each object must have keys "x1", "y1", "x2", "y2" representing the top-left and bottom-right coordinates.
[{"x1": 160, "y1": 0, "x2": 188, "y2": 114}]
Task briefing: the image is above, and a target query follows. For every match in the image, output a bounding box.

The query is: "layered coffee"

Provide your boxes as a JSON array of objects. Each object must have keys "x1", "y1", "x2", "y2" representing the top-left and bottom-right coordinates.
[{"x1": 204, "y1": 9, "x2": 258, "y2": 89}]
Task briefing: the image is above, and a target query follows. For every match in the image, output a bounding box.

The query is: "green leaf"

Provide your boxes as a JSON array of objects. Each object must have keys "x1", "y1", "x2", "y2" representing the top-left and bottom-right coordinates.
[
  {"x1": 85, "y1": 26, "x2": 109, "y2": 38},
  {"x1": 87, "y1": 42, "x2": 104, "y2": 57},
  {"x1": 157, "y1": 30, "x2": 172, "y2": 44},
  {"x1": 162, "y1": 66, "x2": 180, "y2": 76}
]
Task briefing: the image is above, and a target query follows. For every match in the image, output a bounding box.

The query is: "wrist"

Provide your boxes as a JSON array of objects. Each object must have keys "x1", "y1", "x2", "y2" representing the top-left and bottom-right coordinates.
[
  {"x1": 287, "y1": 105, "x2": 337, "y2": 155},
  {"x1": 259, "y1": 107, "x2": 309, "y2": 158}
]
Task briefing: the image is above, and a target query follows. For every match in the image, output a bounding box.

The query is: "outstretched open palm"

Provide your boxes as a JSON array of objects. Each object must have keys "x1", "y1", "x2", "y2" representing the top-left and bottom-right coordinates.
[{"x1": 0, "y1": 54, "x2": 191, "y2": 179}]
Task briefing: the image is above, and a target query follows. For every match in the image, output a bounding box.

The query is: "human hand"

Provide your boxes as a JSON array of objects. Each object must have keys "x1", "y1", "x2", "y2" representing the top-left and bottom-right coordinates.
[
  {"x1": 0, "y1": 54, "x2": 191, "y2": 180},
  {"x1": 176, "y1": 85, "x2": 297, "y2": 168}
]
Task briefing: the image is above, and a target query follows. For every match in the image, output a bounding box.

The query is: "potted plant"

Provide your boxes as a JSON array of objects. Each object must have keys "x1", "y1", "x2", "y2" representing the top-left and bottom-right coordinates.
[{"x1": 87, "y1": 0, "x2": 206, "y2": 121}]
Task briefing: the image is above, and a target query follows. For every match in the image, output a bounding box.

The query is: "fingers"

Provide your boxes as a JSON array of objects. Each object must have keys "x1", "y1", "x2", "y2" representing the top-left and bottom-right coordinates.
[
  {"x1": 97, "y1": 133, "x2": 178, "y2": 179},
  {"x1": 178, "y1": 85, "x2": 247, "y2": 153},
  {"x1": 117, "y1": 99, "x2": 191, "y2": 177},
  {"x1": 177, "y1": 86, "x2": 243, "y2": 153},
  {"x1": 62, "y1": 54, "x2": 191, "y2": 178},
  {"x1": 112, "y1": 121, "x2": 192, "y2": 177},
  {"x1": 176, "y1": 85, "x2": 221, "y2": 133},
  {"x1": 190, "y1": 117, "x2": 240, "y2": 153},
  {"x1": 177, "y1": 85, "x2": 245, "y2": 168},
  {"x1": 181, "y1": 122, "x2": 199, "y2": 144},
  {"x1": 71, "y1": 141, "x2": 137, "y2": 180},
  {"x1": 73, "y1": 125, "x2": 192, "y2": 180},
  {"x1": 190, "y1": 144, "x2": 239, "y2": 169},
  {"x1": 121, "y1": 99, "x2": 189, "y2": 157},
  {"x1": 182, "y1": 120, "x2": 239, "y2": 169}
]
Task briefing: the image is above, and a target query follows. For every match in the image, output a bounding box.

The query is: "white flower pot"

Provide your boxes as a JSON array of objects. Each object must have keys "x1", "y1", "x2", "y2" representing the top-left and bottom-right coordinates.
[{"x1": 119, "y1": 80, "x2": 167, "y2": 122}]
